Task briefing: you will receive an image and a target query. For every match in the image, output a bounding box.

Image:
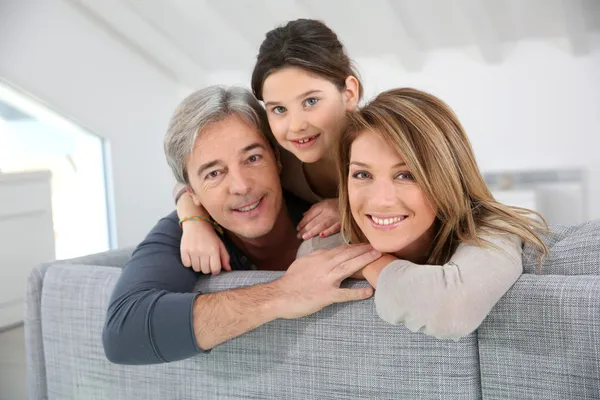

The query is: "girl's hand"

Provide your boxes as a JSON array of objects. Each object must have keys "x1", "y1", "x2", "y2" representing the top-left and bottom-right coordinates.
[
  {"x1": 296, "y1": 199, "x2": 341, "y2": 240},
  {"x1": 180, "y1": 221, "x2": 231, "y2": 275}
]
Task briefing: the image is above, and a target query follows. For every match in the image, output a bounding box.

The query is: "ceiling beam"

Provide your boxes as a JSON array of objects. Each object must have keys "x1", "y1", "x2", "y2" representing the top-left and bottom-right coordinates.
[
  {"x1": 65, "y1": 0, "x2": 205, "y2": 89},
  {"x1": 457, "y1": 0, "x2": 504, "y2": 64},
  {"x1": 561, "y1": 0, "x2": 589, "y2": 56}
]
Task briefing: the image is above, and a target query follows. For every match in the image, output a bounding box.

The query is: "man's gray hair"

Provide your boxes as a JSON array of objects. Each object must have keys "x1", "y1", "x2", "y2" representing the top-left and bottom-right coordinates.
[{"x1": 164, "y1": 85, "x2": 275, "y2": 184}]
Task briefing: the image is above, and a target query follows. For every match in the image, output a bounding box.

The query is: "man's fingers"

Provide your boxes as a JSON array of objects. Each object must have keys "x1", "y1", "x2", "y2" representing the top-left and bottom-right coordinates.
[
  {"x1": 333, "y1": 287, "x2": 374, "y2": 303},
  {"x1": 320, "y1": 222, "x2": 341, "y2": 238},
  {"x1": 332, "y1": 249, "x2": 382, "y2": 280},
  {"x1": 220, "y1": 243, "x2": 232, "y2": 272},
  {"x1": 325, "y1": 243, "x2": 375, "y2": 264}
]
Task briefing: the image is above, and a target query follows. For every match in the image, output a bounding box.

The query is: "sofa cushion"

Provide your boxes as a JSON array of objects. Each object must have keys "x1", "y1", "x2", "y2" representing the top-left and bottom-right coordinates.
[
  {"x1": 37, "y1": 265, "x2": 482, "y2": 400},
  {"x1": 523, "y1": 220, "x2": 600, "y2": 275},
  {"x1": 478, "y1": 274, "x2": 600, "y2": 400}
]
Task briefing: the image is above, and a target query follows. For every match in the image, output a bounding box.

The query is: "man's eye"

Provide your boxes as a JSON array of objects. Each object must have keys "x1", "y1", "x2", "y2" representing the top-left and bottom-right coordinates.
[
  {"x1": 304, "y1": 97, "x2": 319, "y2": 107},
  {"x1": 205, "y1": 170, "x2": 221, "y2": 180},
  {"x1": 248, "y1": 154, "x2": 262, "y2": 163},
  {"x1": 272, "y1": 106, "x2": 286, "y2": 114},
  {"x1": 351, "y1": 171, "x2": 371, "y2": 179},
  {"x1": 395, "y1": 172, "x2": 415, "y2": 181}
]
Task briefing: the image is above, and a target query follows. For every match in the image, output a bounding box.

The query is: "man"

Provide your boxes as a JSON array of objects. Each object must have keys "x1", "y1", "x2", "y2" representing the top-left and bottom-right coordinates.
[{"x1": 102, "y1": 86, "x2": 380, "y2": 364}]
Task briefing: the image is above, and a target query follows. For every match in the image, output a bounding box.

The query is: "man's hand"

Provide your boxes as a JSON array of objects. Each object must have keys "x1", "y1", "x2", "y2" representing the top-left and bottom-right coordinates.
[
  {"x1": 181, "y1": 221, "x2": 231, "y2": 275},
  {"x1": 271, "y1": 244, "x2": 381, "y2": 319},
  {"x1": 296, "y1": 199, "x2": 341, "y2": 240}
]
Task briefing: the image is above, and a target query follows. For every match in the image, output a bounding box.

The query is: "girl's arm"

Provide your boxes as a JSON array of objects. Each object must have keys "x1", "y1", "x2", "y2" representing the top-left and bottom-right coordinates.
[{"x1": 174, "y1": 184, "x2": 231, "y2": 274}]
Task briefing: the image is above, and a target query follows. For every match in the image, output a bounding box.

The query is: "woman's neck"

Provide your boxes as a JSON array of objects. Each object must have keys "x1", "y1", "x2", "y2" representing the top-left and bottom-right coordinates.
[{"x1": 393, "y1": 225, "x2": 437, "y2": 264}]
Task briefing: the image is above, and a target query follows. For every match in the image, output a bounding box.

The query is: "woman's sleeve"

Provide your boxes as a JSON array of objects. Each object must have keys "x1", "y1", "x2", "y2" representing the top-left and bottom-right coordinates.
[{"x1": 374, "y1": 234, "x2": 523, "y2": 340}]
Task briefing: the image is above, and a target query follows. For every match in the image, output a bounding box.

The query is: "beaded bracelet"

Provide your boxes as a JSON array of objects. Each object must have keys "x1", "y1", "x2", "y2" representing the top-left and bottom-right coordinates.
[{"x1": 179, "y1": 216, "x2": 224, "y2": 234}]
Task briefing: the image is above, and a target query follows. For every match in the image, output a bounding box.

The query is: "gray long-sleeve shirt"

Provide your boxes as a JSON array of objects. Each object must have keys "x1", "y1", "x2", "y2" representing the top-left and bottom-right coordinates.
[{"x1": 102, "y1": 192, "x2": 308, "y2": 365}]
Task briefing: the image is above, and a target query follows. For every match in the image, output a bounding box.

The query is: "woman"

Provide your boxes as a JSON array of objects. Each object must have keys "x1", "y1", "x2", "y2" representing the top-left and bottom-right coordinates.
[
  {"x1": 174, "y1": 19, "x2": 362, "y2": 274},
  {"x1": 310, "y1": 87, "x2": 548, "y2": 339}
]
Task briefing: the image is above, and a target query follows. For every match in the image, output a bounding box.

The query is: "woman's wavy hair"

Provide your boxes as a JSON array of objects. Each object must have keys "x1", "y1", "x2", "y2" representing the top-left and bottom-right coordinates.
[{"x1": 337, "y1": 88, "x2": 549, "y2": 266}]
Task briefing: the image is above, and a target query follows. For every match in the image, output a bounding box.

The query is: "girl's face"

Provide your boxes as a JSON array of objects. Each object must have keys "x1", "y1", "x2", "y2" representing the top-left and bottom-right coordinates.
[
  {"x1": 348, "y1": 130, "x2": 437, "y2": 261},
  {"x1": 262, "y1": 66, "x2": 359, "y2": 163}
]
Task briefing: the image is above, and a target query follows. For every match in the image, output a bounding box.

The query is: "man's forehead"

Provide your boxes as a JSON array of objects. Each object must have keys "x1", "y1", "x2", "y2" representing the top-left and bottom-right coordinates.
[{"x1": 188, "y1": 120, "x2": 268, "y2": 166}]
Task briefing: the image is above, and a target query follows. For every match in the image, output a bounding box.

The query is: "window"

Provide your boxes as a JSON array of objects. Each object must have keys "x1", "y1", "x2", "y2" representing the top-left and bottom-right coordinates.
[{"x1": 0, "y1": 81, "x2": 112, "y2": 259}]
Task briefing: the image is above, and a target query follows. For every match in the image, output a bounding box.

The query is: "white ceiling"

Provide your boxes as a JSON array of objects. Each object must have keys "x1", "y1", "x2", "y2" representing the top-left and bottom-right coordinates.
[{"x1": 66, "y1": 0, "x2": 600, "y2": 89}]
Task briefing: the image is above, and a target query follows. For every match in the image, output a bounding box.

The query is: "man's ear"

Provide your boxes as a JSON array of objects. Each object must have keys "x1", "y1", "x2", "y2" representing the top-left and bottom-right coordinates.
[{"x1": 343, "y1": 75, "x2": 360, "y2": 111}]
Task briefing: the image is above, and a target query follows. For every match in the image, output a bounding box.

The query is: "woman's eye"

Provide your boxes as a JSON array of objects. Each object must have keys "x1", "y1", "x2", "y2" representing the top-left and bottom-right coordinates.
[
  {"x1": 304, "y1": 97, "x2": 319, "y2": 107},
  {"x1": 351, "y1": 171, "x2": 371, "y2": 179},
  {"x1": 205, "y1": 170, "x2": 221, "y2": 180},
  {"x1": 395, "y1": 172, "x2": 415, "y2": 181},
  {"x1": 272, "y1": 106, "x2": 286, "y2": 114},
  {"x1": 248, "y1": 154, "x2": 262, "y2": 163}
]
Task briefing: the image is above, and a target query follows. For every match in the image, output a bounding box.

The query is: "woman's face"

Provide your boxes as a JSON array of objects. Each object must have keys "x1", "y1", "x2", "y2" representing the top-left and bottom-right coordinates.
[
  {"x1": 262, "y1": 66, "x2": 358, "y2": 163},
  {"x1": 348, "y1": 130, "x2": 437, "y2": 260}
]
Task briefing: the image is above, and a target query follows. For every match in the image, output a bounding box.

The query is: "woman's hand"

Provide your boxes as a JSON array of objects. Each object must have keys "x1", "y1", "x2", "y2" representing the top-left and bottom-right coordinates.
[
  {"x1": 180, "y1": 221, "x2": 231, "y2": 275},
  {"x1": 296, "y1": 198, "x2": 341, "y2": 240}
]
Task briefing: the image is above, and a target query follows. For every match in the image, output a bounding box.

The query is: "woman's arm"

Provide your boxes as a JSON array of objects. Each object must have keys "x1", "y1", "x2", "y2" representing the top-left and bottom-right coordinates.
[{"x1": 371, "y1": 234, "x2": 523, "y2": 340}]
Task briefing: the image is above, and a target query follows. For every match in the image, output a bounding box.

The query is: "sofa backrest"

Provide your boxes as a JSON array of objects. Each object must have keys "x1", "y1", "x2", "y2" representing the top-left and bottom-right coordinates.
[
  {"x1": 30, "y1": 265, "x2": 482, "y2": 400},
  {"x1": 480, "y1": 219, "x2": 600, "y2": 399}
]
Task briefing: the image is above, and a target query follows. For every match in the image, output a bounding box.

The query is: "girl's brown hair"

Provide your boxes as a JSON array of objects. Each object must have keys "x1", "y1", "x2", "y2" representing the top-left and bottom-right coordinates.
[
  {"x1": 251, "y1": 19, "x2": 363, "y2": 101},
  {"x1": 337, "y1": 88, "x2": 549, "y2": 266}
]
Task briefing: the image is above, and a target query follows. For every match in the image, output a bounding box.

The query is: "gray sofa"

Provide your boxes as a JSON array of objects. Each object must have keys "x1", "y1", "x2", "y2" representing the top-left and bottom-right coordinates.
[{"x1": 25, "y1": 221, "x2": 600, "y2": 400}]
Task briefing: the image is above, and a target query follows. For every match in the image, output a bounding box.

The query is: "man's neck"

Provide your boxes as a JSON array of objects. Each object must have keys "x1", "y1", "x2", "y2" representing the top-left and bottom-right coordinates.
[{"x1": 230, "y1": 202, "x2": 301, "y2": 270}]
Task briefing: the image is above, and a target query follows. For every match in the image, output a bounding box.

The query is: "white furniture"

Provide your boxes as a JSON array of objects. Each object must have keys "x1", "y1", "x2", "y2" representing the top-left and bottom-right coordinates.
[{"x1": 0, "y1": 170, "x2": 55, "y2": 329}]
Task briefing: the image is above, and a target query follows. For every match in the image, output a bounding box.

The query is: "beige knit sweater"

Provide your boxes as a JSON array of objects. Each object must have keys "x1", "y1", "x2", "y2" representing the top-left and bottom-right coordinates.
[{"x1": 297, "y1": 232, "x2": 523, "y2": 340}]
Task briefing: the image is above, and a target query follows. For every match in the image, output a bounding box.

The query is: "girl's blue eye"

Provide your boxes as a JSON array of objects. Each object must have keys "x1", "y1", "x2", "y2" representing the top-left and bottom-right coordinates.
[
  {"x1": 272, "y1": 106, "x2": 286, "y2": 114},
  {"x1": 304, "y1": 98, "x2": 319, "y2": 107}
]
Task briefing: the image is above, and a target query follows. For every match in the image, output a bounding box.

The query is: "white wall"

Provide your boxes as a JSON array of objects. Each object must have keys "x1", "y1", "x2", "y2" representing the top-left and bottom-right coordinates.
[
  {"x1": 0, "y1": 0, "x2": 187, "y2": 248},
  {"x1": 206, "y1": 37, "x2": 600, "y2": 222},
  {"x1": 355, "y1": 38, "x2": 600, "y2": 221}
]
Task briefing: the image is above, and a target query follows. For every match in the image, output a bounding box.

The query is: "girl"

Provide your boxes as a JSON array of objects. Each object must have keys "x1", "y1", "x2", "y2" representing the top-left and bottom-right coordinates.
[
  {"x1": 174, "y1": 19, "x2": 362, "y2": 274},
  {"x1": 326, "y1": 88, "x2": 548, "y2": 339}
]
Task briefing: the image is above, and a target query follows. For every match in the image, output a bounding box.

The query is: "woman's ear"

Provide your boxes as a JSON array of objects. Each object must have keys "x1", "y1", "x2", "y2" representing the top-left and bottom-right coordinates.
[{"x1": 343, "y1": 76, "x2": 360, "y2": 111}]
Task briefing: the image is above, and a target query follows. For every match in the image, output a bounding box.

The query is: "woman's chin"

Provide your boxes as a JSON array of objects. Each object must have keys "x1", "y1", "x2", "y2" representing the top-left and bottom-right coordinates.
[{"x1": 368, "y1": 240, "x2": 404, "y2": 255}]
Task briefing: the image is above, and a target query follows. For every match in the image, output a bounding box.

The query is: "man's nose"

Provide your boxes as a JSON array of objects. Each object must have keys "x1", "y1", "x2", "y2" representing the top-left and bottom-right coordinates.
[
  {"x1": 288, "y1": 112, "x2": 308, "y2": 133},
  {"x1": 228, "y1": 168, "x2": 252, "y2": 196}
]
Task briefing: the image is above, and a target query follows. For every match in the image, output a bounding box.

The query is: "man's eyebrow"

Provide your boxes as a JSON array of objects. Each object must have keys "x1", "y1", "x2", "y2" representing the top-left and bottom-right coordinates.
[
  {"x1": 196, "y1": 143, "x2": 266, "y2": 176},
  {"x1": 240, "y1": 143, "x2": 266, "y2": 154},
  {"x1": 264, "y1": 90, "x2": 324, "y2": 107}
]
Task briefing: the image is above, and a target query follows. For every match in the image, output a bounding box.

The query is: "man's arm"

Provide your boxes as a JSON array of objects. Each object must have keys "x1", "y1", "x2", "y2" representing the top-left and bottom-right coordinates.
[
  {"x1": 102, "y1": 211, "x2": 206, "y2": 365},
  {"x1": 191, "y1": 244, "x2": 381, "y2": 350},
  {"x1": 103, "y1": 212, "x2": 379, "y2": 364}
]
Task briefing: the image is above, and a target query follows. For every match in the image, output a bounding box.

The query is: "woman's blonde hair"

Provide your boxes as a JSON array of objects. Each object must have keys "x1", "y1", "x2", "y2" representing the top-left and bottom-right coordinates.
[{"x1": 337, "y1": 88, "x2": 549, "y2": 266}]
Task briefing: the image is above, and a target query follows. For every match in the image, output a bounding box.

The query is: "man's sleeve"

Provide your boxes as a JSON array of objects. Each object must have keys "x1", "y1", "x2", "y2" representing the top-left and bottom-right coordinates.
[{"x1": 102, "y1": 211, "x2": 208, "y2": 365}]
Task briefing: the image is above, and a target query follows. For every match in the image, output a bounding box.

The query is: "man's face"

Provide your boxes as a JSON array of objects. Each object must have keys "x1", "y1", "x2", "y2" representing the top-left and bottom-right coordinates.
[{"x1": 186, "y1": 115, "x2": 283, "y2": 239}]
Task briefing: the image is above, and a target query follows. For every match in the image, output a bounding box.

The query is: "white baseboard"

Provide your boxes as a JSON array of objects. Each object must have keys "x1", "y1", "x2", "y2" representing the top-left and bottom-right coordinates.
[{"x1": 0, "y1": 299, "x2": 24, "y2": 329}]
